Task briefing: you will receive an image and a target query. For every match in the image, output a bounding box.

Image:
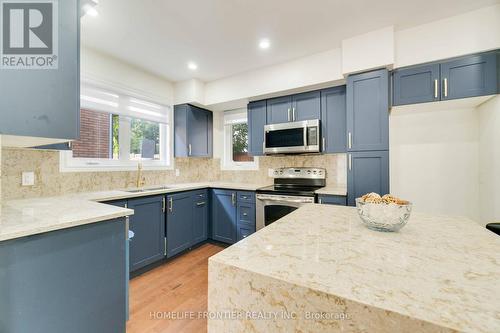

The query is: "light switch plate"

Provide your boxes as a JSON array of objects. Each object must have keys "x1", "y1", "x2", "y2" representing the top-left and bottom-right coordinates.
[{"x1": 22, "y1": 172, "x2": 35, "y2": 186}]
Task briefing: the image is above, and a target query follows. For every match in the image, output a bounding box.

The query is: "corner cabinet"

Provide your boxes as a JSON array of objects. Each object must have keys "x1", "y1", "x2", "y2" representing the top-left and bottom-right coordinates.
[
  {"x1": 174, "y1": 104, "x2": 213, "y2": 157},
  {"x1": 320, "y1": 86, "x2": 347, "y2": 153},
  {"x1": 347, "y1": 151, "x2": 389, "y2": 206},
  {"x1": 127, "y1": 195, "x2": 166, "y2": 272},
  {"x1": 392, "y1": 51, "x2": 499, "y2": 106},
  {"x1": 347, "y1": 69, "x2": 389, "y2": 152},
  {"x1": 248, "y1": 100, "x2": 267, "y2": 156},
  {"x1": 318, "y1": 195, "x2": 347, "y2": 206},
  {"x1": 0, "y1": 0, "x2": 80, "y2": 140}
]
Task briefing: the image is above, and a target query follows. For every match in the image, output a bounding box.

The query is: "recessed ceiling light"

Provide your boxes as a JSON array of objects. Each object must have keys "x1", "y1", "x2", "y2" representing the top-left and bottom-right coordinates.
[
  {"x1": 188, "y1": 62, "x2": 198, "y2": 70},
  {"x1": 82, "y1": 3, "x2": 99, "y2": 17},
  {"x1": 259, "y1": 39, "x2": 271, "y2": 50}
]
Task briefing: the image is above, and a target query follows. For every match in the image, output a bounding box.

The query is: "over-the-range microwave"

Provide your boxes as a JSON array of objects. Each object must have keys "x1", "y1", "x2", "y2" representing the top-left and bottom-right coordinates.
[{"x1": 263, "y1": 119, "x2": 320, "y2": 154}]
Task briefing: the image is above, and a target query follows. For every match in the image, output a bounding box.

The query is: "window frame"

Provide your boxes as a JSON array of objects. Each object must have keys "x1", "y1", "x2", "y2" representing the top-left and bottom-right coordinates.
[
  {"x1": 60, "y1": 82, "x2": 174, "y2": 173},
  {"x1": 221, "y1": 110, "x2": 259, "y2": 171}
]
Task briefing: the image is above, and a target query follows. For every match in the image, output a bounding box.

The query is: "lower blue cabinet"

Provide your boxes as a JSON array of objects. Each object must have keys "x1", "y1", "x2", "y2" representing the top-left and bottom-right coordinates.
[
  {"x1": 347, "y1": 151, "x2": 389, "y2": 206},
  {"x1": 166, "y1": 192, "x2": 194, "y2": 258},
  {"x1": 212, "y1": 190, "x2": 256, "y2": 244},
  {"x1": 127, "y1": 195, "x2": 166, "y2": 271},
  {"x1": 318, "y1": 195, "x2": 347, "y2": 206},
  {"x1": 192, "y1": 190, "x2": 209, "y2": 245},
  {"x1": 211, "y1": 189, "x2": 238, "y2": 244}
]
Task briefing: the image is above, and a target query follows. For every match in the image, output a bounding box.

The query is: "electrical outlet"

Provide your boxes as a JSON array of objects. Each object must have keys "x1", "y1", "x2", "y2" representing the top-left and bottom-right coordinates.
[
  {"x1": 175, "y1": 169, "x2": 180, "y2": 177},
  {"x1": 22, "y1": 172, "x2": 35, "y2": 186}
]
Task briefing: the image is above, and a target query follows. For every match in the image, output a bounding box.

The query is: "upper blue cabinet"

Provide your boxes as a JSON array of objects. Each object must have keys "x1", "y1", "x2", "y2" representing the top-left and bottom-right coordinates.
[
  {"x1": 441, "y1": 52, "x2": 498, "y2": 100},
  {"x1": 266, "y1": 91, "x2": 320, "y2": 124},
  {"x1": 248, "y1": 100, "x2": 267, "y2": 156},
  {"x1": 393, "y1": 51, "x2": 499, "y2": 106},
  {"x1": 347, "y1": 69, "x2": 389, "y2": 152},
  {"x1": 0, "y1": 0, "x2": 80, "y2": 140},
  {"x1": 320, "y1": 86, "x2": 346, "y2": 153},
  {"x1": 174, "y1": 104, "x2": 213, "y2": 157},
  {"x1": 393, "y1": 64, "x2": 440, "y2": 105}
]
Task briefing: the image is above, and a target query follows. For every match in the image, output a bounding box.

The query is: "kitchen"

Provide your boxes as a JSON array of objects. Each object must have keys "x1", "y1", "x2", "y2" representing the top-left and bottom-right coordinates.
[{"x1": 0, "y1": 1, "x2": 499, "y2": 332}]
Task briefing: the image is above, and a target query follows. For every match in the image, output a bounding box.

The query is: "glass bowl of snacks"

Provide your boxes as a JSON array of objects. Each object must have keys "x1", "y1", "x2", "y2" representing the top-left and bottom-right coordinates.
[{"x1": 355, "y1": 193, "x2": 412, "y2": 232}]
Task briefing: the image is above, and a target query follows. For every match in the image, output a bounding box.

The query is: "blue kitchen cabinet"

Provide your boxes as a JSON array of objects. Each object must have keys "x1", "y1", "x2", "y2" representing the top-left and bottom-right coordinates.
[
  {"x1": 347, "y1": 151, "x2": 389, "y2": 206},
  {"x1": 248, "y1": 100, "x2": 267, "y2": 156},
  {"x1": 393, "y1": 64, "x2": 440, "y2": 106},
  {"x1": 292, "y1": 90, "x2": 321, "y2": 121},
  {"x1": 127, "y1": 195, "x2": 166, "y2": 271},
  {"x1": 236, "y1": 201, "x2": 256, "y2": 242},
  {"x1": 266, "y1": 96, "x2": 293, "y2": 124},
  {"x1": 211, "y1": 189, "x2": 238, "y2": 244},
  {"x1": 166, "y1": 192, "x2": 194, "y2": 258},
  {"x1": 174, "y1": 104, "x2": 213, "y2": 157},
  {"x1": 0, "y1": 218, "x2": 126, "y2": 333},
  {"x1": 192, "y1": 190, "x2": 209, "y2": 245},
  {"x1": 320, "y1": 86, "x2": 347, "y2": 153},
  {"x1": 318, "y1": 195, "x2": 347, "y2": 206},
  {"x1": 347, "y1": 69, "x2": 389, "y2": 152},
  {"x1": 0, "y1": 0, "x2": 80, "y2": 141},
  {"x1": 440, "y1": 52, "x2": 498, "y2": 100}
]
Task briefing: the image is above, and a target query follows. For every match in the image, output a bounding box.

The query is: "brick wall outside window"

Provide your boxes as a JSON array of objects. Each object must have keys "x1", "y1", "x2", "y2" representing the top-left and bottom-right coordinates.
[{"x1": 72, "y1": 109, "x2": 112, "y2": 159}]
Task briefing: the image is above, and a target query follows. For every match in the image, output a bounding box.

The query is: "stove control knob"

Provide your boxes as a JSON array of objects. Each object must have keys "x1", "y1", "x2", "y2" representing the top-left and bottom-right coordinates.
[
  {"x1": 307, "y1": 170, "x2": 311, "y2": 174},
  {"x1": 313, "y1": 170, "x2": 317, "y2": 174}
]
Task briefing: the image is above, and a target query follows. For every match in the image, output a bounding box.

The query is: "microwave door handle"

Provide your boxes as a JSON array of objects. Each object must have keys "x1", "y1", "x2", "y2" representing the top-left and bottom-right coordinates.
[{"x1": 303, "y1": 126, "x2": 308, "y2": 150}]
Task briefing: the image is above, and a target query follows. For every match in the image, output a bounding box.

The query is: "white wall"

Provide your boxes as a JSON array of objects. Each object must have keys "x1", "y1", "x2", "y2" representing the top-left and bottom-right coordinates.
[
  {"x1": 395, "y1": 4, "x2": 500, "y2": 68},
  {"x1": 174, "y1": 79, "x2": 205, "y2": 105},
  {"x1": 478, "y1": 96, "x2": 500, "y2": 226},
  {"x1": 390, "y1": 102, "x2": 480, "y2": 221},
  {"x1": 81, "y1": 47, "x2": 174, "y2": 105},
  {"x1": 204, "y1": 48, "x2": 344, "y2": 109}
]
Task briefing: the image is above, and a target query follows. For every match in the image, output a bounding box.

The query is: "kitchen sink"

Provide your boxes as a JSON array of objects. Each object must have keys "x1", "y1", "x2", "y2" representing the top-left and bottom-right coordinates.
[{"x1": 125, "y1": 186, "x2": 171, "y2": 193}]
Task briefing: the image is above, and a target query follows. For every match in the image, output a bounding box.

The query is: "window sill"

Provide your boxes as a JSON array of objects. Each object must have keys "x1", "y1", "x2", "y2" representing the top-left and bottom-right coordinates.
[{"x1": 220, "y1": 159, "x2": 259, "y2": 171}]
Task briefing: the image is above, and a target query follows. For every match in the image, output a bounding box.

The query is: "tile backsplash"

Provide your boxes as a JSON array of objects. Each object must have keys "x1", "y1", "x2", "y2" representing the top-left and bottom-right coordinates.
[{"x1": 1, "y1": 147, "x2": 346, "y2": 200}]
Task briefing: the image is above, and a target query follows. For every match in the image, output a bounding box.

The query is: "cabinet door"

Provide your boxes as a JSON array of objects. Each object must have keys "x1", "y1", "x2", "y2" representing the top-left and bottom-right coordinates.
[
  {"x1": 441, "y1": 52, "x2": 498, "y2": 100},
  {"x1": 187, "y1": 105, "x2": 213, "y2": 157},
  {"x1": 347, "y1": 151, "x2": 389, "y2": 206},
  {"x1": 393, "y1": 64, "x2": 440, "y2": 105},
  {"x1": 266, "y1": 96, "x2": 292, "y2": 124},
  {"x1": 318, "y1": 195, "x2": 347, "y2": 206},
  {"x1": 321, "y1": 86, "x2": 347, "y2": 153},
  {"x1": 0, "y1": 0, "x2": 79, "y2": 140},
  {"x1": 127, "y1": 195, "x2": 165, "y2": 271},
  {"x1": 211, "y1": 189, "x2": 237, "y2": 244},
  {"x1": 347, "y1": 69, "x2": 389, "y2": 152},
  {"x1": 192, "y1": 191, "x2": 208, "y2": 245},
  {"x1": 166, "y1": 192, "x2": 193, "y2": 258},
  {"x1": 292, "y1": 91, "x2": 321, "y2": 121},
  {"x1": 248, "y1": 100, "x2": 267, "y2": 156},
  {"x1": 237, "y1": 222, "x2": 256, "y2": 242}
]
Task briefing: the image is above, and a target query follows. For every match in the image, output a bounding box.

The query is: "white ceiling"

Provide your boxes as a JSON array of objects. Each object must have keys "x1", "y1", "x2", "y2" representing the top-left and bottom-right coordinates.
[{"x1": 81, "y1": 0, "x2": 499, "y2": 82}]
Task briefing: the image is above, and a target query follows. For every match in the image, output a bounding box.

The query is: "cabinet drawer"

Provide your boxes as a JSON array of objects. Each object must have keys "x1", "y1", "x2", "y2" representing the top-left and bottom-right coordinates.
[
  {"x1": 318, "y1": 195, "x2": 347, "y2": 206},
  {"x1": 237, "y1": 222, "x2": 256, "y2": 242},
  {"x1": 237, "y1": 203, "x2": 255, "y2": 223},
  {"x1": 192, "y1": 190, "x2": 207, "y2": 200},
  {"x1": 237, "y1": 191, "x2": 255, "y2": 203}
]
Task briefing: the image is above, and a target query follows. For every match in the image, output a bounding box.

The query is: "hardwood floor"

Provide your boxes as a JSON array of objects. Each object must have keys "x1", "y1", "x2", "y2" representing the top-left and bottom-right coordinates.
[{"x1": 126, "y1": 243, "x2": 225, "y2": 333}]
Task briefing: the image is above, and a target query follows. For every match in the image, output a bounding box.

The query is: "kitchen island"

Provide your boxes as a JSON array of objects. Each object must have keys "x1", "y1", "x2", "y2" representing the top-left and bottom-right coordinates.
[{"x1": 208, "y1": 204, "x2": 500, "y2": 333}]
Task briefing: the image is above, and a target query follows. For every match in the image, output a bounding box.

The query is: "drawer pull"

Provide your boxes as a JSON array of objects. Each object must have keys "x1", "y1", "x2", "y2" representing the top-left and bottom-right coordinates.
[
  {"x1": 196, "y1": 201, "x2": 206, "y2": 206},
  {"x1": 243, "y1": 213, "x2": 248, "y2": 216}
]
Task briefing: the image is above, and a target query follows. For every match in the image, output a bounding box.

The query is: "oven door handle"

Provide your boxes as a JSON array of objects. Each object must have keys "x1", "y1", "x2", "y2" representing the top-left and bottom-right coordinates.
[{"x1": 257, "y1": 196, "x2": 314, "y2": 204}]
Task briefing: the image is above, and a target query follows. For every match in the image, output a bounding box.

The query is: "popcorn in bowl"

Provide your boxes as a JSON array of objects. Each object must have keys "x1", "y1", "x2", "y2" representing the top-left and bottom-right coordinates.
[{"x1": 356, "y1": 193, "x2": 412, "y2": 232}]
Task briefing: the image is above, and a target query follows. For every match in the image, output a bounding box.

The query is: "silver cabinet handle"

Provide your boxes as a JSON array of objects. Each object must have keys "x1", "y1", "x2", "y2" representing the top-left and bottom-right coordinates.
[
  {"x1": 348, "y1": 132, "x2": 352, "y2": 149},
  {"x1": 231, "y1": 193, "x2": 236, "y2": 206},
  {"x1": 292, "y1": 107, "x2": 296, "y2": 121},
  {"x1": 196, "y1": 201, "x2": 206, "y2": 206},
  {"x1": 162, "y1": 197, "x2": 166, "y2": 213},
  {"x1": 443, "y1": 78, "x2": 448, "y2": 97},
  {"x1": 434, "y1": 79, "x2": 438, "y2": 98},
  {"x1": 287, "y1": 108, "x2": 291, "y2": 122},
  {"x1": 348, "y1": 154, "x2": 352, "y2": 171},
  {"x1": 322, "y1": 137, "x2": 326, "y2": 151},
  {"x1": 169, "y1": 197, "x2": 173, "y2": 212},
  {"x1": 243, "y1": 212, "x2": 248, "y2": 216},
  {"x1": 188, "y1": 144, "x2": 192, "y2": 156},
  {"x1": 164, "y1": 237, "x2": 167, "y2": 256},
  {"x1": 319, "y1": 198, "x2": 323, "y2": 204}
]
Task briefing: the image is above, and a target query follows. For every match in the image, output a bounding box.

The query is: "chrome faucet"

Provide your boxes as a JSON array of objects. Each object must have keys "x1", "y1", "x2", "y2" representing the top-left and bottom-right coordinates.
[{"x1": 136, "y1": 162, "x2": 145, "y2": 188}]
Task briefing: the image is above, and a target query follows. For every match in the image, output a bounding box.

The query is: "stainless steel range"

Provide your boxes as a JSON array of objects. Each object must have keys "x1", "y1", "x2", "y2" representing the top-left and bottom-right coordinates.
[{"x1": 256, "y1": 167, "x2": 326, "y2": 230}]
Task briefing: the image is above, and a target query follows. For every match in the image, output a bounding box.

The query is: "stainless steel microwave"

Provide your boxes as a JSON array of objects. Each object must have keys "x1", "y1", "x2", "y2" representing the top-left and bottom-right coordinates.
[{"x1": 264, "y1": 119, "x2": 320, "y2": 154}]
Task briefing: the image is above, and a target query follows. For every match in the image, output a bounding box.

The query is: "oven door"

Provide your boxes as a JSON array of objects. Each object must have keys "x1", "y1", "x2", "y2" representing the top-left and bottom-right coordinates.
[
  {"x1": 264, "y1": 120, "x2": 320, "y2": 154},
  {"x1": 256, "y1": 194, "x2": 315, "y2": 230}
]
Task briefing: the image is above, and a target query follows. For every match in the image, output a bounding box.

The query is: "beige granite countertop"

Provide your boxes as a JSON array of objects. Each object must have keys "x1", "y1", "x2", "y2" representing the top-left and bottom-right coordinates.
[
  {"x1": 315, "y1": 185, "x2": 347, "y2": 196},
  {"x1": 209, "y1": 204, "x2": 500, "y2": 333},
  {"x1": 0, "y1": 182, "x2": 269, "y2": 242}
]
